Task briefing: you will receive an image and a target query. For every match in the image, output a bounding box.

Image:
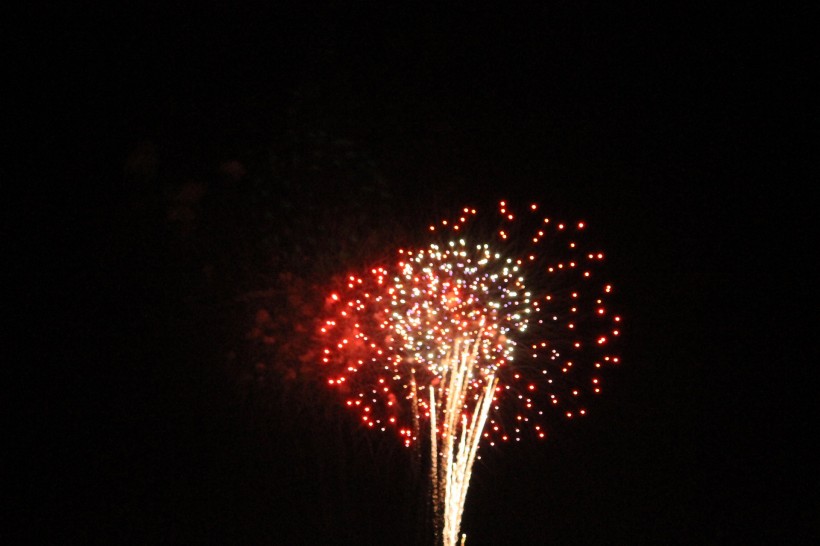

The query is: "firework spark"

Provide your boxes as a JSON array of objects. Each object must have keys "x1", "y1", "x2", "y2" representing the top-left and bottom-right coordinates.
[{"x1": 320, "y1": 201, "x2": 621, "y2": 545}]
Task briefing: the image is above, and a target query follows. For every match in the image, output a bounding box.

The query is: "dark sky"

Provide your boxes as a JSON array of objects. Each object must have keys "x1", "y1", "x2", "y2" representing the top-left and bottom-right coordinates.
[{"x1": 13, "y1": 3, "x2": 812, "y2": 545}]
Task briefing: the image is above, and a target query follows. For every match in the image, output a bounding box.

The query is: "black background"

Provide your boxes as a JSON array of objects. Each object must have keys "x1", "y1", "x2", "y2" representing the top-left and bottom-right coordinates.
[{"x1": 10, "y1": 3, "x2": 813, "y2": 544}]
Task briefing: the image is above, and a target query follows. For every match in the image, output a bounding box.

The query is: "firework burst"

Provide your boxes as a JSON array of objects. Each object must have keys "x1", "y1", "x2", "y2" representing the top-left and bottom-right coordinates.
[{"x1": 320, "y1": 201, "x2": 621, "y2": 545}]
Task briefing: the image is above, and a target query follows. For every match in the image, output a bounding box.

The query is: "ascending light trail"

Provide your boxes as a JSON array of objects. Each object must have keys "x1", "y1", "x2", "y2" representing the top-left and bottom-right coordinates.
[{"x1": 430, "y1": 335, "x2": 497, "y2": 546}]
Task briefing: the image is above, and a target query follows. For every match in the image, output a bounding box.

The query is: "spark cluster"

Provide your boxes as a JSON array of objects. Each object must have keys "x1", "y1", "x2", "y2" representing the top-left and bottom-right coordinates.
[{"x1": 320, "y1": 201, "x2": 621, "y2": 447}]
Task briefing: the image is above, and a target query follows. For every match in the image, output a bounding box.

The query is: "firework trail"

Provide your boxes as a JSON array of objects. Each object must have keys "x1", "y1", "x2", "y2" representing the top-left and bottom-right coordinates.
[{"x1": 320, "y1": 201, "x2": 621, "y2": 545}]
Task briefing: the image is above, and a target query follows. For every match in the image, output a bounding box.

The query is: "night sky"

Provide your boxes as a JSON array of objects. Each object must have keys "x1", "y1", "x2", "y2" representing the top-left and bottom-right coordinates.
[{"x1": 13, "y1": 3, "x2": 812, "y2": 545}]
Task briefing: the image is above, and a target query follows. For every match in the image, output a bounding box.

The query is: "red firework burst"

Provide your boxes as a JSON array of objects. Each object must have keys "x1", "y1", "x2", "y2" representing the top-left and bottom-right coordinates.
[{"x1": 319, "y1": 201, "x2": 622, "y2": 447}]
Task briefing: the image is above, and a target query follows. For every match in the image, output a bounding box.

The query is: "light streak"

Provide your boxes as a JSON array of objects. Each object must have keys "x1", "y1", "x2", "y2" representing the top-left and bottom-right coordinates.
[{"x1": 429, "y1": 336, "x2": 497, "y2": 546}]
